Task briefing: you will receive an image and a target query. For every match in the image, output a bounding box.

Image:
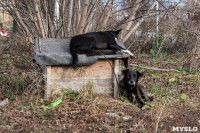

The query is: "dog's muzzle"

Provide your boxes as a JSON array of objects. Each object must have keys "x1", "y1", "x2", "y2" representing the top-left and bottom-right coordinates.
[{"x1": 128, "y1": 81, "x2": 136, "y2": 86}]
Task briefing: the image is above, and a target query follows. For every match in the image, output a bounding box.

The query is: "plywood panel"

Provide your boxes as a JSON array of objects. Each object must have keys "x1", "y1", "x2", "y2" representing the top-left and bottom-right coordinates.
[
  {"x1": 45, "y1": 59, "x2": 121, "y2": 97},
  {"x1": 51, "y1": 59, "x2": 114, "y2": 79},
  {"x1": 51, "y1": 79, "x2": 113, "y2": 94}
]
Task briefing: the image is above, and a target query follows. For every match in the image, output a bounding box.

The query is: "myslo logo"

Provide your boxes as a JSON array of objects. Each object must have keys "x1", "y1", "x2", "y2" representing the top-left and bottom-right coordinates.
[{"x1": 172, "y1": 127, "x2": 198, "y2": 132}]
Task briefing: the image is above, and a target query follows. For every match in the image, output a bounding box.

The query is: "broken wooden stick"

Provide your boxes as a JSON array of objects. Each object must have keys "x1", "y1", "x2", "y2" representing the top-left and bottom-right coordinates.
[{"x1": 129, "y1": 64, "x2": 181, "y2": 73}]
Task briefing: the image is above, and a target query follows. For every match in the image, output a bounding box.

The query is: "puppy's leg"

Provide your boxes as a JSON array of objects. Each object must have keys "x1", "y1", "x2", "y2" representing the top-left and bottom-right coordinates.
[
  {"x1": 127, "y1": 93, "x2": 134, "y2": 103},
  {"x1": 138, "y1": 85, "x2": 153, "y2": 101},
  {"x1": 138, "y1": 85, "x2": 149, "y2": 101},
  {"x1": 133, "y1": 88, "x2": 145, "y2": 109},
  {"x1": 121, "y1": 58, "x2": 128, "y2": 69}
]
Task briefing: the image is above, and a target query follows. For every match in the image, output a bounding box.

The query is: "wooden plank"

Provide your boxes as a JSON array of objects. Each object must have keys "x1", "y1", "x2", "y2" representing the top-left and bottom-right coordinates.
[
  {"x1": 45, "y1": 66, "x2": 51, "y2": 98},
  {"x1": 51, "y1": 79, "x2": 113, "y2": 94},
  {"x1": 51, "y1": 59, "x2": 113, "y2": 79},
  {"x1": 113, "y1": 59, "x2": 120, "y2": 99}
]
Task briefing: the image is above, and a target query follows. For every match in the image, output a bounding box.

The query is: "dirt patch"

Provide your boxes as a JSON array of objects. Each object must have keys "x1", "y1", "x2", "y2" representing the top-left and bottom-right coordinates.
[{"x1": 159, "y1": 109, "x2": 200, "y2": 132}]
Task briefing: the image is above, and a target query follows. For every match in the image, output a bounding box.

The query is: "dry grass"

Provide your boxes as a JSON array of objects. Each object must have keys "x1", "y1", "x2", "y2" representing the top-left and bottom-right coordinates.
[{"x1": 0, "y1": 39, "x2": 200, "y2": 132}]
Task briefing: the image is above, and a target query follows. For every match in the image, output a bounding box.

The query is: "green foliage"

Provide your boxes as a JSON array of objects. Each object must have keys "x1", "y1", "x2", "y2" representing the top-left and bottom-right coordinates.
[
  {"x1": 22, "y1": 55, "x2": 32, "y2": 62},
  {"x1": 2, "y1": 89, "x2": 15, "y2": 97},
  {"x1": 152, "y1": 58, "x2": 157, "y2": 63},
  {"x1": 119, "y1": 96, "x2": 130, "y2": 103},
  {"x1": 149, "y1": 49, "x2": 167, "y2": 58},
  {"x1": 64, "y1": 89, "x2": 79, "y2": 100},
  {"x1": 43, "y1": 113, "x2": 52, "y2": 119},
  {"x1": 177, "y1": 66, "x2": 192, "y2": 72},
  {"x1": 150, "y1": 49, "x2": 157, "y2": 57},
  {"x1": 121, "y1": 65, "x2": 125, "y2": 70},
  {"x1": 3, "y1": 54, "x2": 10, "y2": 58},
  {"x1": 149, "y1": 34, "x2": 167, "y2": 57},
  {"x1": 152, "y1": 34, "x2": 163, "y2": 48},
  {"x1": 169, "y1": 78, "x2": 176, "y2": 83},
  {"x1": 0, "y1": 74, "x2": 27, "y2": 97},
  {"x1": 150, "y1": 71, "x2": 157, "y2": 75},
  {"x1": 113, "y1": 127, "x2": 118, "y2": 132},
  {"x1": 167, "y1": 58, "x2": 175, "y2": 63},
  {"x1": 146, "y1": 102, "x2": 154, "y2": 108},
  {"x1": 177, "y1": 79, "x2": 182, "y2": 84},
  {"x1": 149, "y1": 83, "x2": 178, "y2": 100},
  {"x1": 134, "y1": 103, "x2": 138, "y2": 107},
  {"x1": 180, "y1": 93, "x2": 187, "y2": 100}
]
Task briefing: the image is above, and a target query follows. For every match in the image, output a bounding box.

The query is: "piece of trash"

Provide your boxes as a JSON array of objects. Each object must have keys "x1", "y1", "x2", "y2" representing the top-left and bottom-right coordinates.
[
  {"x1": 105, "y1": 113, "x2": 120, "y2": 119},
  {"x1": 0, "y1": 27, "x2": 9, "y2": 36},
  {"x1": 41, "y1": 97, "x2": 62, "y2": 109},
  {"x1": 122, "y1": 115, "x2": 133, "y2": 121},
  {"x1": 0, "y1": 98, "x2": 9, "y2": 106}
]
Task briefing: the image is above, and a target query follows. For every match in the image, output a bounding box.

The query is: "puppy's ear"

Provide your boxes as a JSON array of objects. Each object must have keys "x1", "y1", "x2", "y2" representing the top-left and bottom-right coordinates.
[
  {"x1": 136, "y1": 71, "x2": 144, "y2": 78},
  {"x1": 122, "y1": 69, "x2": 129, "y2": 75},
  {"x1": 115, "y1": 29, "x2": 122, "y2": 35}
]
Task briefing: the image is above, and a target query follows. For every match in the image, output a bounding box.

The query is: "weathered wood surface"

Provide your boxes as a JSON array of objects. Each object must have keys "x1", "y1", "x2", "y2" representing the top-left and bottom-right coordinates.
[
  {"x1": 45, "y1": 59, "x2": 121, "y2": 97},
  {"x1": 0, "y1": 11, "x2": 12, "y2": 23},
  {"x1": 113, "y1": 59, "x2": 120, "y2": 99}
]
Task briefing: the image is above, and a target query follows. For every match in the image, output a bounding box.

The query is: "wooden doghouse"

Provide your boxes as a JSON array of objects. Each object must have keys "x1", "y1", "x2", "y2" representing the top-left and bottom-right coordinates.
[{"x1": 34, "y1": 38, "x2": 129, "y2": 98}]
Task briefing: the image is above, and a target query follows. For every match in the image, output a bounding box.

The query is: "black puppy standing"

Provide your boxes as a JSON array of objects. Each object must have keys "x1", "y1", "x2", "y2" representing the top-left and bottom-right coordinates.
[
  {"x1": 119, "y1": 69, "x2": 153, "y2": 109},
  {"x1": 70, "y1": 29, "x2": 126, "y2": 69}
]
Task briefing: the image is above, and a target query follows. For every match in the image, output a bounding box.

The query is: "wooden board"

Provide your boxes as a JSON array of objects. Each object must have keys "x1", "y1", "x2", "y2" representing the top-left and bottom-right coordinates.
[
  {"x1": 45, "y1": 59, "x2": 121, "y2": 97},
  {"x1": 0, "y1": 11, "x2": 12, "y2": 23}
]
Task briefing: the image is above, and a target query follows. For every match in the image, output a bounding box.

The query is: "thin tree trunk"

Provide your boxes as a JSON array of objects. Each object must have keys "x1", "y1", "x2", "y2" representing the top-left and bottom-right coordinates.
[
  {"x1": 120, "y1": 0, "x2": 141, "y2": 40},
  {"x1": 122, "y1": 1, "x2": 157, "y2": 42},
  {"x1": 66, "y1": 0, "x2": 73, "y2": 36},
  {"x1": 84, "y1": 0, "x2": 99, "y2": 33},
  {"x1": 34, "y1": 0, "x2": 45, "y2": 38},
  {"x1": 72, "y1": 0, "x2": 81, "y2": 35},
  {"x1": 96, "y1": 0, "x2": 110, "y2": 30},
  {"x1": 10, "y1": 0, "x2": 33, "y2": 43},
  {"x1": 78, "y1": 0, "x2": 89, "y2": 34},
  {"x1": 99, "y1": 0, "x2": 115, "y2": 30}
]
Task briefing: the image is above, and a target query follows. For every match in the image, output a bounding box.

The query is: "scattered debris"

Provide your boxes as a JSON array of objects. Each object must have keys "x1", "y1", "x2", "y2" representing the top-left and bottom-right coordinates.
[
  {"x1": 105, "y1": 113, "x2": 120, "y2": 119},
  {"x1": 0, "y1": 27, "x2": 9, "y2": 36},
  {"x1": 122, "y1": 115, "x2": 133, "y2": 121},
  {"x1": 41, "y1": 97, "x2": 62, "y2": 109},
  {"x1": 0, "y1": 98, "x2": 9, "y2": 106}
]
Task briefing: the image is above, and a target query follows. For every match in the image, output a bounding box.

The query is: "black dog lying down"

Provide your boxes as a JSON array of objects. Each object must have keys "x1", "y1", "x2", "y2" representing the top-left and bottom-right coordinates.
[
  {"x1": 69, "y1": 29, "x2": 132, "y2": 69},
  {"x1": 119, "y1": 69, "x2": 153, "y2": 109}
]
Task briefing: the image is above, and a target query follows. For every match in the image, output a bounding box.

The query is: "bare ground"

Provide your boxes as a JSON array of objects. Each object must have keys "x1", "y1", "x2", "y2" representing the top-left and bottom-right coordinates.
[{"x1": 0, "y1": 37, "x2": 199, "y2": 133}]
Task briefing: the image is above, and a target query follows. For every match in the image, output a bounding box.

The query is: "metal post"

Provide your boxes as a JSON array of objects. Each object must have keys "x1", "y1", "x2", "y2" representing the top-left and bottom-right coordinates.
[
  {"x1": 156, "y1": 0, "x2": 159, "y2": 50},
  {"x1": 54, "y1": 0, "x2": 59, "y2": 29}
]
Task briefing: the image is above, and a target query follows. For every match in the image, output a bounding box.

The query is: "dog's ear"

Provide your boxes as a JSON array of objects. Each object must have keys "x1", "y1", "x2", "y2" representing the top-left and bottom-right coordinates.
[
  {"x1": 136, "y1": 71, "x2": 144, "y2": 78},
  {"x1": 115, "y1": 29, "x2": 122, "y2": 35},
  {"x1": 122, "y1": 69, "x2": 129, "y2": 75}
]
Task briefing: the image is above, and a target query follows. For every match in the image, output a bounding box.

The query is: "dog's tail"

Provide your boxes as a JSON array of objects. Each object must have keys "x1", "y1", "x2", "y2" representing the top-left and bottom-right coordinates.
[{"x1": 70, "y1": 40, "x2": 78, "y2": 69}]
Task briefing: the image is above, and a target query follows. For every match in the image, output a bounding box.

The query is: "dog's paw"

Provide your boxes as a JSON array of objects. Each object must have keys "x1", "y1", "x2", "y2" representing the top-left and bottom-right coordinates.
[
  {"x1": 146, "y1": 93, "x2": 154, "y2": 101},
  {"x1": 141, "y1": 105, "x2": 150, "y2": 111}
]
